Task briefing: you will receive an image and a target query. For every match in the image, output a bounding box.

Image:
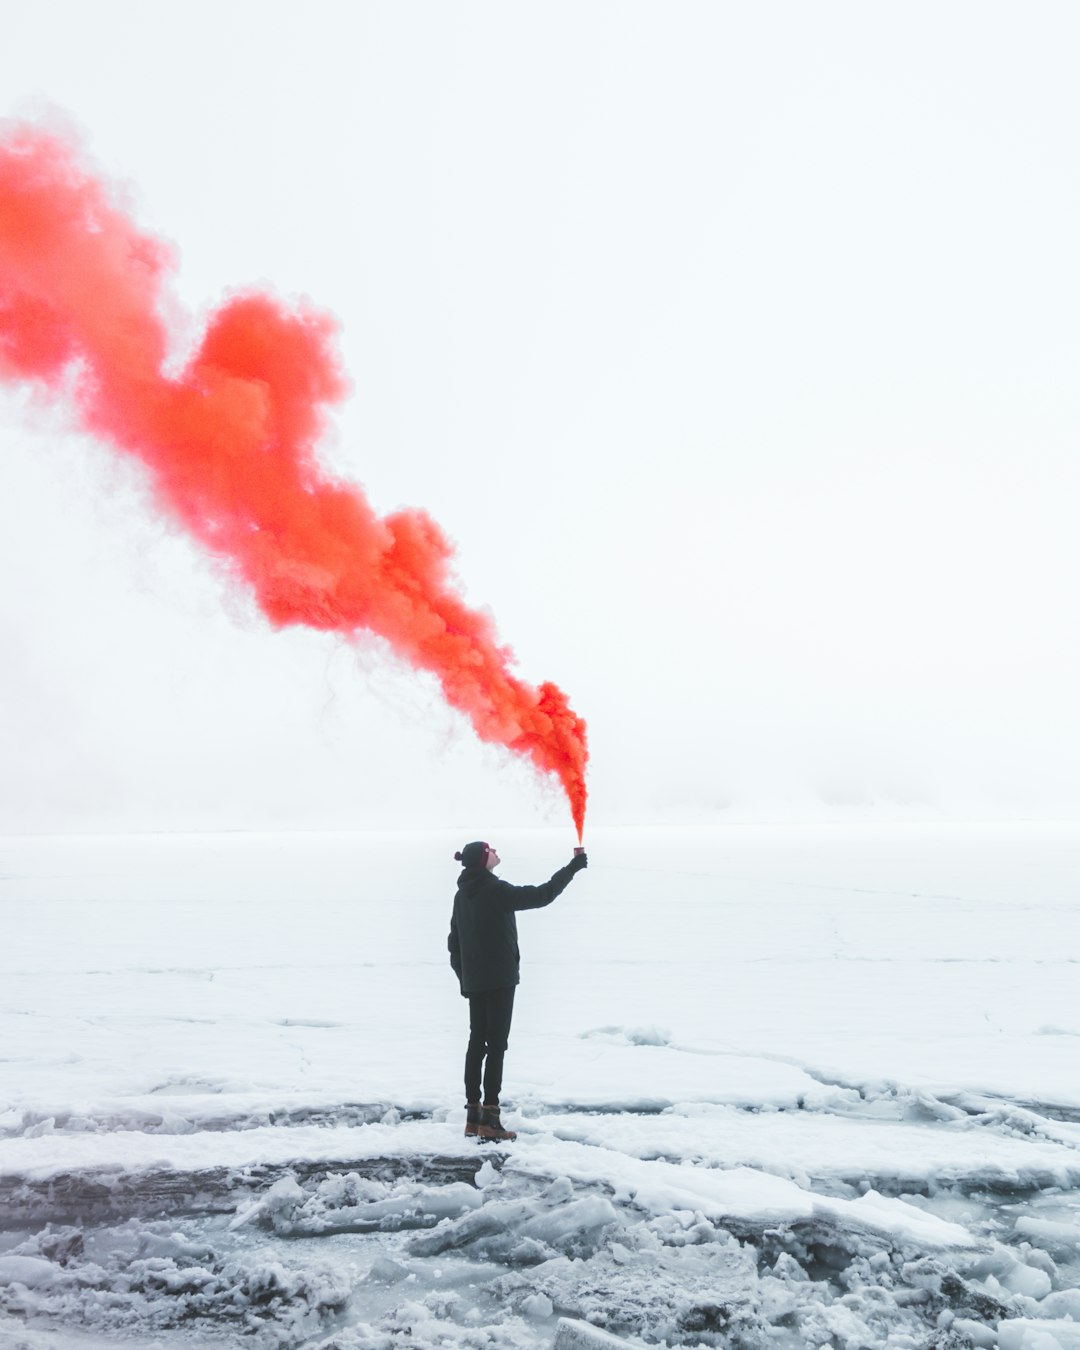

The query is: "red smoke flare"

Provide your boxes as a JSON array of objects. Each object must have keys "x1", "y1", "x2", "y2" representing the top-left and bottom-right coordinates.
[{"x1": 0, "y1": 124, "x2": 587, "y2": 838}]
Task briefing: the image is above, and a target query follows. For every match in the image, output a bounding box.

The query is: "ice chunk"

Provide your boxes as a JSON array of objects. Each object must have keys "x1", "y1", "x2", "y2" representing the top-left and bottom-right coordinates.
[
  {"x1": 416, "y1": 1181, "x2": 484, "y2": 1219},
  {"x1": 554, "y1": 1317, "x2": 636, "y2": 1348},
  {"x1": 231, "y1": 1171, "x2": 482, "y2": 1237},
  {"x1": 520, "y1": 1195, "x2": 619, "y2": 1250},
  {"x1": 0, "y1": 1255, "x2": 54, "y2": 1287},
  {"x1": 952, "y1": 1319, "x2": 997, "y2": 1348},
  {"x1": 772, "y1": 1251, "x2": 808, "y2": 1282},
  {"x1": 999, "y1": 1321, "x2": 1080, "y2": 1350},
  {"x1": 1042, "y1": 1290, "x2": 1080, "y2": 1320},
  {"x1": 475, "y1": 1159, "x2": 500, "y2": 1189},
  {"x1": 366, "y1": 1254, "x2": 410, "y2": 1284},
  {"x1": 799, "y1": 1300, "x2": 875, "y2": 1348},
  {"x1": 523, "y1": 1291, "x2": 554, "y2": 1317},
  {"x1": 1015, "y1": 1215, "x2": 1080, "y2": 1253},
  {"x1": 544, "y1": 1176, "x2": 575, "y2": 1204},
  {"x1": 999, "y1": 1259, "x2": 1053, "y2": 1301},
  {"x1": 409, "y1": 1189, "x2": 618, "y2": 1264},
  {"x1": 229, "y1": 1173, "x2": 305, "y2": 1229}
]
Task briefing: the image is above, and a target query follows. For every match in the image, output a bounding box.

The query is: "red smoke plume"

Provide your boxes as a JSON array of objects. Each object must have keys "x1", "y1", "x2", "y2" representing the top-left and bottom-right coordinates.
[{"x1": 0, "y1": 124, "x2": 587, "y2": 838}]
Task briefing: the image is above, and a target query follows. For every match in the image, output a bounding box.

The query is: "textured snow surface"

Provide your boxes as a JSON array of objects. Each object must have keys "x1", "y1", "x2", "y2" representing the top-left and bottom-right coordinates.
[{"x1": 1, "y1": 822, "x2": 1079, "y2": 1349}]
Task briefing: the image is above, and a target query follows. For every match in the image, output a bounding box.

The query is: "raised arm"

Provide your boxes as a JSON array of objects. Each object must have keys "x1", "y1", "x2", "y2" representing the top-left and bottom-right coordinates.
[{"x1": 496, "y1": 853, "x2": 588, "y2": 912}]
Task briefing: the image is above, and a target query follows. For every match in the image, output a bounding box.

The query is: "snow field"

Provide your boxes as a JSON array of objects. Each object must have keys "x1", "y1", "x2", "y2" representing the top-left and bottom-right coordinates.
[{"x1": 0, "y1": 822, "x2": 1079, "y2": 1347}]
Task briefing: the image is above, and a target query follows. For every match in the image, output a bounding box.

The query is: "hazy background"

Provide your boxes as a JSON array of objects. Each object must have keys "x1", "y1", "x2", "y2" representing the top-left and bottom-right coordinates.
[{"x1": 2, "y1": 1, "x2": 1078, "y2": 834}]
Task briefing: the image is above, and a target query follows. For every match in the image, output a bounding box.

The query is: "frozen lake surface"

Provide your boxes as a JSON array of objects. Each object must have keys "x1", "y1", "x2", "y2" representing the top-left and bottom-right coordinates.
[{"x1": 1, "y1": 822, "x2": 1079, "y2": 1348}]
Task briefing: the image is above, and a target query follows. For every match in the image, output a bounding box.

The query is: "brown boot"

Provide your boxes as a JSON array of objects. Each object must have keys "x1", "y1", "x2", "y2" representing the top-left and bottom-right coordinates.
[
  {"x1": 464, "y1": 1102, "x2": 481, "y2": 1138},
  {"x1": 477, "y1": 1104, "x2": 517, "y2": 1143}
]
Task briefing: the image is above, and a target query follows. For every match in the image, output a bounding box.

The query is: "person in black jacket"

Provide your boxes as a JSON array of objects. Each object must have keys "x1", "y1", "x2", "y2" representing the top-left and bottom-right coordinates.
[{"x1": 448, "y1": 839, "x2": 587, "y2": 1142}]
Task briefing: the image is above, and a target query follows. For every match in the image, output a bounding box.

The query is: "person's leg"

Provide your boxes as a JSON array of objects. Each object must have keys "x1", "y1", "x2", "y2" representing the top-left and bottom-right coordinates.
[
  {"x1": 465, "y1": 993, "x2": 487, "y2": 1106},
  {"x1": 481, "y1": 986, "x2": 516, "y2": 1107}
]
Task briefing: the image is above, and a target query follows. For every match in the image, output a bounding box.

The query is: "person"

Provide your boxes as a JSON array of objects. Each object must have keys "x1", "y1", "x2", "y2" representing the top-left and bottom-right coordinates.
[{"x1": 448, "y1": 840, "x2": 588, "y2": 1142}]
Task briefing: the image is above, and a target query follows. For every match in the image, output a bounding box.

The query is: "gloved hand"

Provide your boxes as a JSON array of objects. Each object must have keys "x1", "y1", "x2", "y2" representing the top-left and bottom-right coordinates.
[{"x1": 569, "y1": 851, "x2": 588, "y2": 872}]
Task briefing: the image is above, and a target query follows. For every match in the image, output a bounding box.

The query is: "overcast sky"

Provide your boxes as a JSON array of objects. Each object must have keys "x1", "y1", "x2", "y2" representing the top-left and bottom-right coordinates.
[{"x1": 2, "y1": 2, "x2": 1079, "y2": 834}]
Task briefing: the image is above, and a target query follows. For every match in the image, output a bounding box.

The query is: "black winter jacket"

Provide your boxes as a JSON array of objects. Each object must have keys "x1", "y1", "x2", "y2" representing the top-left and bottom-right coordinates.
[{"x1": 448, "y1": 861, "x2": 581, "y2": 996}]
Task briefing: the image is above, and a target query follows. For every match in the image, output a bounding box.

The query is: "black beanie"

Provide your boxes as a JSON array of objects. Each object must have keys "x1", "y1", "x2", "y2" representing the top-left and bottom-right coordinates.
[{"x1": 454, "y1": 840, "x2": 489, "y2": 869}]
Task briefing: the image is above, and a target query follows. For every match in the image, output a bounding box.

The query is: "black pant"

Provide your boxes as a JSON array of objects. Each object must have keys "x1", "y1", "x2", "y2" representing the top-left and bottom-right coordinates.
[{"x1": 465, "y1": 986, "x2": 516, "y2": 1105}]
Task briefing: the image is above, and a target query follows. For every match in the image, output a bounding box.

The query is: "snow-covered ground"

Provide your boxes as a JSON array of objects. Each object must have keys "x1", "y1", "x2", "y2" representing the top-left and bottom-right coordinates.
[{"x1": 1, "y1": 821, "x2": 1078, "y2": 1349}]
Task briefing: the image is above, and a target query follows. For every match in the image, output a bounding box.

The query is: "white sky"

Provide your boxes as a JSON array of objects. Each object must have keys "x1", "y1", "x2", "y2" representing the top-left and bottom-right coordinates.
[{"x1": 2, "y1": 1, "x2": 1079, "y2": 833}]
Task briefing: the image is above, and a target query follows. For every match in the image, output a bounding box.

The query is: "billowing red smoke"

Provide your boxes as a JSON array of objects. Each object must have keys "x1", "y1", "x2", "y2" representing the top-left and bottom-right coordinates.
[{"x1": 0, "y1": 124, "x2": 587, "y2": 838}]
